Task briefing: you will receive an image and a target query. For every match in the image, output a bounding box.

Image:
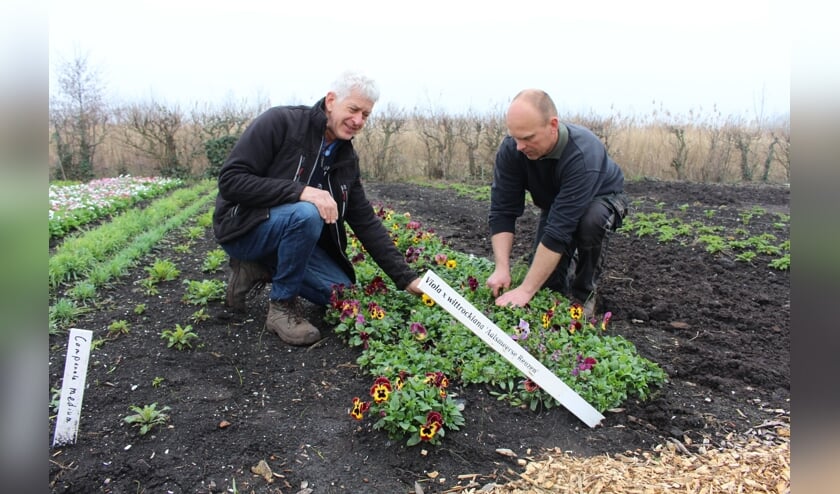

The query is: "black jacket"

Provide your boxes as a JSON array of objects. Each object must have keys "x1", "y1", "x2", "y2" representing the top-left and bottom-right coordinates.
[
  {"x1": 489, "y1": 123, "x2": 624, "y2": 257},
  {"x1": 213, "y1": 99, "x2": 418, "y2": 290}
]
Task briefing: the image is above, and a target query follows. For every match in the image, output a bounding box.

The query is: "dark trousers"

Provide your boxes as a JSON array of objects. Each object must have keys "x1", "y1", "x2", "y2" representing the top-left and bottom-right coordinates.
[{"x1": 533, "y1": 193, "x2": 627, "y2": 302}]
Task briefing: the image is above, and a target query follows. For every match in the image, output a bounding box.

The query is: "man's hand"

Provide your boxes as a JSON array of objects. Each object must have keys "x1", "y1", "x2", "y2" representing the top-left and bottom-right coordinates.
[
  {"x1": 300, "y1": 186, "x2": 338, "y2": 224},
  {"x1": 405, "y1": 278, "x2": 424, "y2": 296},
  {"x1": 494, "y1": 286, "x2": 536, "y2": 308},
  {"x1": 485, "y1": 269, "x2": 511, "y2": 298}
]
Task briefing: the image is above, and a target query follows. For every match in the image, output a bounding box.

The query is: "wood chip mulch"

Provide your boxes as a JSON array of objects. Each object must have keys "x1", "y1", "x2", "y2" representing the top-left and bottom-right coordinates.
[{"x1": 441, "y1": 422, "x2": 790, "y2": 494}]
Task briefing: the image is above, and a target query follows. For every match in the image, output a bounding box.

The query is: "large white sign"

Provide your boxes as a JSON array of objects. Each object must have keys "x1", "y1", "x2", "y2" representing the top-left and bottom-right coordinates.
[
  {"x1": 420, "y1": 270, "x2": 604, "y2": 428},
  {"x1": 52, "y1": 328, "x2": 94, "y2": 446}
]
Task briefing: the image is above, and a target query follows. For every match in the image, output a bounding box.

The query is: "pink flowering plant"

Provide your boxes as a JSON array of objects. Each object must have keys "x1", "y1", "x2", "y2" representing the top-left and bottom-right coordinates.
[
  {"x1": 49, "y1": 175, "x2": 182, "y2": 239},
  {"x1": 328, "y1": 205, "x2": 667, "y2": 445}
]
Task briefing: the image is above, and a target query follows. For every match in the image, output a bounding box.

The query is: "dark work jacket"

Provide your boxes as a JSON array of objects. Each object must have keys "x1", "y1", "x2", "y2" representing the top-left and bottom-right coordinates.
[
  {"x1": 489, "y1": 123, "x2": 624, "y2": 258},
  {"x1": 213, "y1": 99, "x2": 418, "y2": 290}
]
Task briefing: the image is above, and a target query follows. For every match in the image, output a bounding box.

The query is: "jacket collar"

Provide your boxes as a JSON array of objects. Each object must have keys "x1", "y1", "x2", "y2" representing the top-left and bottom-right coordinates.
[{"x1": 310, "y1": 97, "x2": 328, "y2": 133}]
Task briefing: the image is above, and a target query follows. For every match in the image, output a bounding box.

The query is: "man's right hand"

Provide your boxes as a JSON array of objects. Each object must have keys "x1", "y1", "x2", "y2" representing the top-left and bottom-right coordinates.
[
  {"x1": 485, "y1": 269, "x2": 511, "y2": 298},
  {"x1": 300, "y1": 186, "x2": 338, "y2": 224}
]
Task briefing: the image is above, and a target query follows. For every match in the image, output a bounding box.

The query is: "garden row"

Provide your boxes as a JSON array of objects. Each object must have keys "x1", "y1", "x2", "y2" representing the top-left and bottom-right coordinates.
[
  {"x1": 48, "y1": 179, "x2": 217, "y2": 334},
  {"x1": 619, "y1": 198, "x2": 790, "y2": 270}
]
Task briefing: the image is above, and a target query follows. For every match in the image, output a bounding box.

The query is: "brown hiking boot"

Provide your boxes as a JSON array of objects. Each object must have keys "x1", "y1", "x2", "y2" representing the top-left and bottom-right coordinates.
[
  {"x1": 226, "y1": 258, "x2": 272, "y2": 312},
  {"x1": 267, "y1": 298, "x2": 321, "y2": 346}
]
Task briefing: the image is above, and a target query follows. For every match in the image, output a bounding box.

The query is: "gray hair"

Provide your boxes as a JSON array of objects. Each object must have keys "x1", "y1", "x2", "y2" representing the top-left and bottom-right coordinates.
[{"x1": 330, "y1": 70, "x2": 380, "y2": 103}]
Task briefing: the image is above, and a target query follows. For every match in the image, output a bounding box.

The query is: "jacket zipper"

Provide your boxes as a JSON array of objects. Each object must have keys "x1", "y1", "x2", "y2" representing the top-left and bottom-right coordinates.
[{"x1": 294, "y1": 155, "x2": 305, "y2": 182}]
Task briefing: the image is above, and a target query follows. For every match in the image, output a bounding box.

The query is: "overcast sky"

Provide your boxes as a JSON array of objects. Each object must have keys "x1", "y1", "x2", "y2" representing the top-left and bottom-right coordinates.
[{"x1": 48, "y1": 0, "x2": 791, "y2": 120}]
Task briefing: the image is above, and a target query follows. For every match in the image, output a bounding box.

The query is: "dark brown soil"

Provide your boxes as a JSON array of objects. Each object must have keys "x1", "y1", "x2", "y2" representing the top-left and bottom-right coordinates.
[{"x1": 48, "y1": 179, "x2": 790, "y2": 493}]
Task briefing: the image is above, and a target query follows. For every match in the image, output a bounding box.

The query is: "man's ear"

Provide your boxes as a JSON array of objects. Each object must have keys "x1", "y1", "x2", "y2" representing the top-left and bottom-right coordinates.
[{"x1": 325, "y1": 91, "x2": 336, "y2": 112}]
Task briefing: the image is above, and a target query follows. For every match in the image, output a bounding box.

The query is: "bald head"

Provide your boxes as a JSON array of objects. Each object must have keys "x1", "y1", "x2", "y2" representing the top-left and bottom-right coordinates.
[
  {"x1": 509, "y1": 89, "x2": 558, "y2": 124},
  {"x1": 506, "y1": 89, "x2": 560, "y2": 160}
]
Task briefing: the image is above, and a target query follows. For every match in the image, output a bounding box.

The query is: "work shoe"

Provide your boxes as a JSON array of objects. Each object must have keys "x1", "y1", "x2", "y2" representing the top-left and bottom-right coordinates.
[
  {"x1": 267, "y1": 298, "x2": 321, "y2": 346},
  {"x1": 582, "y1": 295, "x2": 597, "y2": 320},
  {"x1": 225, "y1": 258, "x2": 272, "y2": 313}
]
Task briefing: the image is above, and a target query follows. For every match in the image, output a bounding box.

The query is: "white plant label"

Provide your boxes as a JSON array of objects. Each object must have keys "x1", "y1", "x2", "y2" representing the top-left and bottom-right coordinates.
[
  {"x1": 52, "y1": 328, "x2": 94, "y2": 446},
  {"x1": 420, "y1": 270, "x2": 604, "y2": 428}
]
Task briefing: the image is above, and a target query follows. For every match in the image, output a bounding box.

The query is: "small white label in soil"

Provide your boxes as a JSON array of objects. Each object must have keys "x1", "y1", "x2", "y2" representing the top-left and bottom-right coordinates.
[
  {"x1": 52, "y1": 328, "x2": 94, "y2": 446},
  {"x1": 420, "y1": 270, "x2": 604, "y2": 428}
]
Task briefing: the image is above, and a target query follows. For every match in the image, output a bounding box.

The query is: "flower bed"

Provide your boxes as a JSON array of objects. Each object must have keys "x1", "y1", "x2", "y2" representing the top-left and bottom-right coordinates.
[
  {"x1": 327, "y1": 206, "x2": 667, "y2": 446},
  {"x1": 49, "y1": 175, "x2": 183, "y2": 239}
]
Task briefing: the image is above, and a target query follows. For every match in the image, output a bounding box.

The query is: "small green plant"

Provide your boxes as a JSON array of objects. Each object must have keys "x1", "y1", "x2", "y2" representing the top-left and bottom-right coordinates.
[
  {"x1": 769, "y1": 254, "x2": 790, "y2": 270},
  {"x1": 49, "y1": 297, "x2": 89, "y2": 334},
  {"x1": 137, "y1": 277, "x2": 160, "y2": 296},
  {"x1": 184, "y1": 225, "x2": 204, "y2": 240},
  {"x1": 747, "y1": 234, "x2": 782, "y2": 255},
  {"x1": 190, "y1": 308, "x2": 210, "y2": 323},
  {"x1": 202, "y1": 248, "x2": 227, "y2": 272},
  {"x1": 173, "y1": 243, "x2": 193, "y2": 254},
  {"x1": 90, "y1": 338, "x2": 106, "y2": 351},
  {"x1": 196, "y1": 210, "x2": 214, "y2": 228},
  {"x1": 735, "y1": 251, "x2": 757, "y2": 263},
  {"x1": 123, "y1": 403, "x2": 171, "y2": 436},
  {"x1": 134, "y1": 303, "x2": 147, "y2": 315},
  {"x1": 697, "y1": 234, "x2": 727, "y2": 254},
  {"x1": 489, "y1": 379, "x2": 529, "y2": 408},
  {"x1": 739, "y1": 207, "x2": 765, "y2": 225},
  {"x1": 151, "y1": 376, "x2": 165, "y2": 388},
  {"x1": 182, "y1": 279, "x2": 225, "y2": 305},
  {"x1": 107, "y1": 319, "x2": 131, "y2": 336},
  {"x1": 70, "y1": 281, "x2": 97, "y2": 303},
  {"x1": 144, "y1": 258, "x2": 181, "y2": 283},
  {"x1": 703, "y1": 209, "x2": 717, "y2": 219},
  {"x1": 161, "y1": 324, "x2": 199, "y2": 350}
]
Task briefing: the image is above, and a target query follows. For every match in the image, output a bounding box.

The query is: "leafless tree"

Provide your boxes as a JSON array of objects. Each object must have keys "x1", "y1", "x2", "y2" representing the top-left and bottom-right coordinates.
[
  {"x1": 117, "y1": 100, "x2": 191, "y2": 178},
  {"x1": 189, "y1": 97, "x2": 266, "y2": 177},
  {"x1": 698, "y1": 110, "x2": 735, "y2": 182},
  {"x1": 772, "y1": 121, "x2": 790, "y2": 182},
  {"x1": 364, "y1": 103, "x2": 408, "y2": 180},
  {"x1": 479, "y1": 108, "x2": 508, "y2": 181},
  {"x1": 49, "y1": 52, "x2": 110, "y2": 180},
  {"x1": 729, "y1": 123, "x2": 760, "y2": 182},
  {"x1": 455, "y1": 111, "x2": 483, "y2": 181},
  {"x1": 668, "y1": 126, "x2": 690, "y2": 180},
  {"x1": 416, "y1": 108, "x2": 457, "y2": 180},
  {"x1": 732, "y1": 92, "x2": 775, "y2": 182}
]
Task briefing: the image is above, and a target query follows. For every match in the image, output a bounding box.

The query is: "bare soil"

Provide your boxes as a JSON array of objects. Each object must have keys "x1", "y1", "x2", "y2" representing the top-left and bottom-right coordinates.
[{"x1": 48, "y1": 179, "x2": 790, "y2": 493}]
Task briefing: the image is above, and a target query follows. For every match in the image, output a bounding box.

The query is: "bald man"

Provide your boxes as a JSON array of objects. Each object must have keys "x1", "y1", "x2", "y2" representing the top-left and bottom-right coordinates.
[{"x1": 486, "y1": 89, "x2": 628, "y2": 317}]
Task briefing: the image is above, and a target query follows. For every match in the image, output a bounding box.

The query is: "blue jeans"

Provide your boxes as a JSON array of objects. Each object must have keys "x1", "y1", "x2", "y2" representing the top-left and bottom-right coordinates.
[{"x1": 219, "y1": 202, "x2": 351, "y2": 306}]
